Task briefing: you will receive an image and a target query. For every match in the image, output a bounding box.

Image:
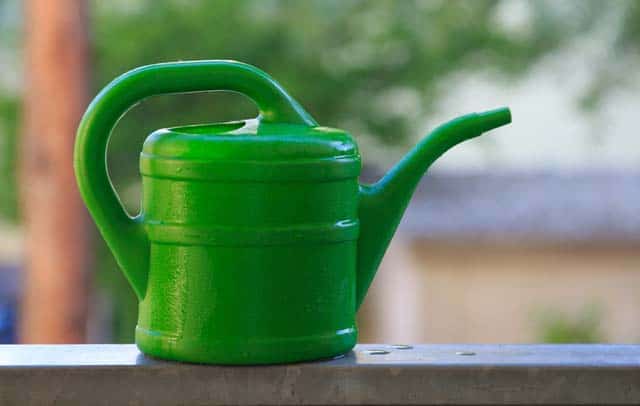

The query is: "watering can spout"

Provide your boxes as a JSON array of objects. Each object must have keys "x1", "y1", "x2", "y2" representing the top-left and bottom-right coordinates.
[{"x1": 355, "y1": 107, "x2": 511, "y2": 308}]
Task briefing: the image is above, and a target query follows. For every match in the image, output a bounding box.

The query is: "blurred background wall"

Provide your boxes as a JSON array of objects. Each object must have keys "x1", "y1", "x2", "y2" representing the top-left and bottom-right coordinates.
[{"x1": 0, "y1": 0, "x2": 639, "y2": 344}]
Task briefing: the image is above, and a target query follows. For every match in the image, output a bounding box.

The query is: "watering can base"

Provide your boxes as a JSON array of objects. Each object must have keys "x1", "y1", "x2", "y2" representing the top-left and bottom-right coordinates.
[{"x1": 135, "y1": 325, "x2": 357, "y2": 365}]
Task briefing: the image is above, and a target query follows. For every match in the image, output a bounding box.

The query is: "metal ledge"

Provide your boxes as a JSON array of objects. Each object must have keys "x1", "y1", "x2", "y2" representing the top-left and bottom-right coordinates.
[{"x1": 0, "y1": 344, "x2": 639, "y2": 405}]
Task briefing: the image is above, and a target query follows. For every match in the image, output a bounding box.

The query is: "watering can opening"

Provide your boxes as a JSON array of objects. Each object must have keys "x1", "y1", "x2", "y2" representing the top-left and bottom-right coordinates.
[{"x1": 170, "y1": 120, "x2": 247, "y2": 135}]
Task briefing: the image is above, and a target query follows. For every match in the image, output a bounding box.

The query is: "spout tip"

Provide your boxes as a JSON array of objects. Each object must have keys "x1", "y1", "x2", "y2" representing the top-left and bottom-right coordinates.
[{"x1": 477, "y1": 107, "x2": 512, "y2": 133}]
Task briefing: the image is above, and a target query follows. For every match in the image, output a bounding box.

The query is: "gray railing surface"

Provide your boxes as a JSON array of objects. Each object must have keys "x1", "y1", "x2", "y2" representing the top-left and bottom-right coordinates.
[{"x1": 0, "y1": 344, "x2": 639, "y2": 405}]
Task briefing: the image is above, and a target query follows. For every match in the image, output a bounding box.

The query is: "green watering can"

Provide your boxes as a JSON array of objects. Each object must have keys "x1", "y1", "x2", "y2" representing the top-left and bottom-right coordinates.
[{"x1": 74, "y1": 60, "x2": 511, "y2": 364}]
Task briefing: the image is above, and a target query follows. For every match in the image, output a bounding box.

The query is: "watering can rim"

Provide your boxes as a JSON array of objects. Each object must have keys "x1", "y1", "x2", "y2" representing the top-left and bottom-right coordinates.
[{"x1": 141, "y1": 118, "x2": 360, "y2": 163}]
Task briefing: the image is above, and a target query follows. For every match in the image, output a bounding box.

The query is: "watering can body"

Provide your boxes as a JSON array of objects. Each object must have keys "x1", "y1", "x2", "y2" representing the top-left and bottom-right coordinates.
[
  {"x1": 138, "y1": 123, "x2": 360, "y2": 363},
  {"x1": 75, "y1": 60, "x2": 511, "y2": 364}
]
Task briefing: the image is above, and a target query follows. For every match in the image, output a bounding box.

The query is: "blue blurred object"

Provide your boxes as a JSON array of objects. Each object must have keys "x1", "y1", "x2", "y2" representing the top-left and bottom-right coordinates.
[
  {"x1": 0, "y1": 264, "x2": 19, "y2": 344},
  {"x1": 0, "y1": 299, "x2": 16, "y2": 343}
]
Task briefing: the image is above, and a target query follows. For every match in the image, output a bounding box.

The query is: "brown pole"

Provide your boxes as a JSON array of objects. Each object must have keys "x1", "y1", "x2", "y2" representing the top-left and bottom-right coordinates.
[{"x1": 19, "y1": 0, "x2": 90, "y2": 343}]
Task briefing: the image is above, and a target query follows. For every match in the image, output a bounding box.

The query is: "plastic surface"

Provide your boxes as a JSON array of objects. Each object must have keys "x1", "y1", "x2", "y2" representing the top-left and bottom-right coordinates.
[
  {"x1": 74, "y1": 60, "x2": 511, "y2": 364},
  {"x1": 141, "y1": 121, "x2": 360, "y2": 182}
]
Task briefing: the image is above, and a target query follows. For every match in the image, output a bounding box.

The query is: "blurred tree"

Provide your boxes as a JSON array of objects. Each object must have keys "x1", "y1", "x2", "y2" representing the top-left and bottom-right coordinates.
[{"x1": 1, "y1": 0, "x2": 639, "y2": 341}]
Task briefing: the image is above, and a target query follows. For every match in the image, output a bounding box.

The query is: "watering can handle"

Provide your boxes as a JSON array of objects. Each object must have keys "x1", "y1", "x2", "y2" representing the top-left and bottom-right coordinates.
[{"x1": 74, "y1": 60, "x2": 317, "y2": 299}]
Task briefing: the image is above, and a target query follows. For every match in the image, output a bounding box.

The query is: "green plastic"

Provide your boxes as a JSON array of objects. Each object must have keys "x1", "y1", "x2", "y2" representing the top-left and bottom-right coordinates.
[{"x1": 74, "y1": 60, "x2": 511, "y2": 364}]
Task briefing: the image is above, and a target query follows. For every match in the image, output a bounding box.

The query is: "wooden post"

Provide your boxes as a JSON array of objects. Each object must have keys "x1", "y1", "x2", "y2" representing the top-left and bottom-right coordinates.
[{"x1": 19, "y1": 0, "x2": 90, "y2": 343}]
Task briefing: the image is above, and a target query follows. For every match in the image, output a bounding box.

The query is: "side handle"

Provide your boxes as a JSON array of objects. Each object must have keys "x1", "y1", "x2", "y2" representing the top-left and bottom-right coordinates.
[{"x1": 74, "y1": 60, "x2": 317, "y2": 299}]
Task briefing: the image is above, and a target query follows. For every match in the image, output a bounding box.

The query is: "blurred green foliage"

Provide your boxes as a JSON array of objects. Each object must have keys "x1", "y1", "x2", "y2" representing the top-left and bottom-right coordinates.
[
  {"x1": 1, "y1": 0, "x2": 639, "y2": 341},
  {"x1": 0, "y1": 99, "x2": 18, "y2": 221},
  {"x1": 534, "y1": 303, "x2": 604, "y2": 344}
]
